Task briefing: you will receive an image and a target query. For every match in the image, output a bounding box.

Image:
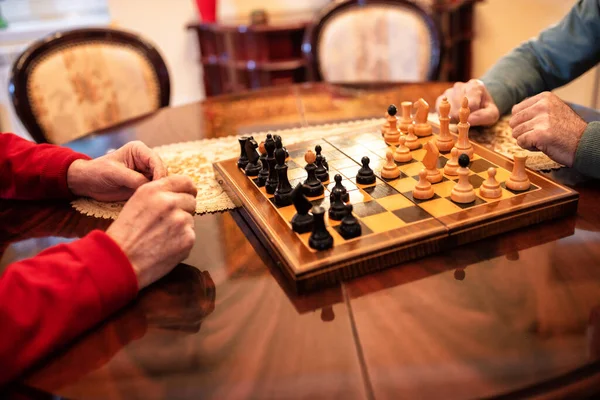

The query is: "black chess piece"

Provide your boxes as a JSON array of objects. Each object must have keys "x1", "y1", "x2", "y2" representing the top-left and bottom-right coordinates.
[
  {"x1": 356, "y1": 156, "x2": 376, "y2": 185},
  {"x1": 265, "y1": 134, "x2": 278, "y2": 194},
  {"x1": 244, "y1": 136, "x2": 261, "y2": 176},
  {"x1": 315, "y1": 153, "x2": 329, "y2": 182},
  {"x1": 302, "y1": 151, "x2": 324, "y2": 197},
  {"x1": 331, "y1": 174, "x2": 349, "y2": 203},
  {"x1": 291, "y1": 183, "x2": 313, "y2": 233},
  {"x1": 257, "y1": 141, "x2": 269, "y2": 187},
  {"x1": 339, "y1": 204, "x2": 362, "y2": 239},
  {"x1": 274, "y1": 137, "x2": 293, "y2": 206},
  {"x1": 328, "y1": 190, "x2": 348, "y2": 221},
  {"x1": 458, "y1": 153, "x2": 470, "y2": 168},
  {"x1": 309, "y1": 206, "x2": 334, "y2": 251},
  {"x1": 274, "y1": 135, "x2": 289, "y2": 159},
  {"x1": 388, "y1": 104, "x2": 397, "y2": 116},
  {"x1": 237, "y1": 136, "x2": 249, "y2": 169},
  {"x1": 315, "y1": 144, "x2": 329, "y2": 171}
]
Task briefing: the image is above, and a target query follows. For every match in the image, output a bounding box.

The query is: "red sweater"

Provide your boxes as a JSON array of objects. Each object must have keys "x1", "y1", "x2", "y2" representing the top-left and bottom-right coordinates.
[{"x1": 0, "y1": 133, "x2": 138, "y2": 385}]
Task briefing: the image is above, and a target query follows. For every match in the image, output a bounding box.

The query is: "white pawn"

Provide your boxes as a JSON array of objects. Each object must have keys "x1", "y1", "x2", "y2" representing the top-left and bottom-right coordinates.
[
  {"x1": 381, "y1": 149, "x2": 401, "y2": 179},
  {"x1": 405, "y1": 124, "x2": 420, "y2": 150},
  {"x1": 413, "y1": 169, "x2": 435, "y2": 200},
  {"x1": 393, "y1": 136, "x2": 412, "y2": 163},
  {"x1": 444, "y1": 148, "x2": 459, "y2": 176},
  {"x1": 451, "y1": 154, "x2": 475, "y2": 204},
  {"x1": 479, "y1": 167, "x2": 502, "y2": 199}
]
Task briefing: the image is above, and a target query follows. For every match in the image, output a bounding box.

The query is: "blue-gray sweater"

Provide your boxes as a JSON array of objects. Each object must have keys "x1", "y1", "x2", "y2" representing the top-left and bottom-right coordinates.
[{"x1": 481, "y1": 0, "x2": 600, "y2": 176}]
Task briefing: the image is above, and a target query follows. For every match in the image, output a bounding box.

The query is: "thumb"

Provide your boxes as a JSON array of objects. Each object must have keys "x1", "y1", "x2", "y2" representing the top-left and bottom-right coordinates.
[
  {"x1": 113, "y1": 164, "x2": 150, "y2": 189},
  {"x1": 469, "y1": 107, "x2": 499, "y2": 126},
  {"x1": 465, "y1": 87, "x2": 484, "y2": 111}
]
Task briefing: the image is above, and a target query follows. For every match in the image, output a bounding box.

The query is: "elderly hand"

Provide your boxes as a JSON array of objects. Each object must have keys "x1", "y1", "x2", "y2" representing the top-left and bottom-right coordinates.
[
  {"x1": 436, "y1": 79, "x2": 500, "y2": 126},
  {"x1": 509, "y1": 92, "x2": 587, "y2": 167},
  {"x1": 67, "y1": 141, "x2": 167, "y2": 201},
  {"x1": 107, "y1": 175, "x2": 197, "y2": 289}
]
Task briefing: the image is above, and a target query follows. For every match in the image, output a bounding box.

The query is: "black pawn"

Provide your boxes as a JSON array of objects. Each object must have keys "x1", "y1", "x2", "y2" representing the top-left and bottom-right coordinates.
[
  {"x1": 257, "y1": 141, "x2": 269, "y2": 187},
  {"x1": 328, "y1": 190, "x2": 348, "y2": 221},
  {"x1": 244, "y1": 136, "x2": 261, "y2": 177},
  {"x1": 388, "y1": 104, "x2": 397, "y2": 116},
  {"x1": 302, "y1": 151, "x2": 324, "y2": 197},
  {"x1": 265, "y1": 134, "x2": 278, "y2": 194},
  {"x1": 309, "y1": 206, "x2": 333, "y2": 251},
  {"x1": 315, "y1": 144, "x2": 329, "y2": 171},
  {"x1": 274, "y1": 138, "x2": 293, "y2": 206},
  {"x1": 291, "y1": 183, "x2": 314, "y2": 233},
  {"x1": 331, "y1": 174, "x2": 349, "y2": 203},
  {"x1": 339, "y1": 204, "x2": 362, "y2": 239},
  {"x1": 356, "y1": 156, "x2": 376, "y2": 185},
  {"x1": 315, "y1": 154, "x2": 329, "y2": 182},
  {"x1": 237, "y1": 136, "x2": 249, "y2": 169},
  {"x1": 458, "y1": 153, "x2": 470, "y2": 168}
]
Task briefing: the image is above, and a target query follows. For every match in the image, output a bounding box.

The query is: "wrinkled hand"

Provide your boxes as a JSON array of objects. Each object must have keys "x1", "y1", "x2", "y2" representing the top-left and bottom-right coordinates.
[
  {"x1": 107, "y1": 175, "x2": 197, "y2": 289},
  {"x1": 67, "y1": 141, "x2": 167, "y2": 201},
  {"x1": 436, "y1": 79, "x2": 500, "y2": 126},
  {"x1": 509, "y1": 92, "x2": 587, "y2": 167}
]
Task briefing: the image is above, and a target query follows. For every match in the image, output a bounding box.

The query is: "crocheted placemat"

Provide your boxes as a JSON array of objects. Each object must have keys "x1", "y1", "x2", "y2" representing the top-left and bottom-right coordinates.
[{"x1": 71, "y1": 115, "x2": 560, "y2": 219}]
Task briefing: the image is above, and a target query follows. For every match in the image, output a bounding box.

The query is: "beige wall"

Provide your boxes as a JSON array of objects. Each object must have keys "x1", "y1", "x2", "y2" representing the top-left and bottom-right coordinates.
[
  {"x1": 473, "y1": 0, "x2": 598, "y2": 108},
  {"x1": 108, "y1": 0, "x2": 204, "y2": 106}
]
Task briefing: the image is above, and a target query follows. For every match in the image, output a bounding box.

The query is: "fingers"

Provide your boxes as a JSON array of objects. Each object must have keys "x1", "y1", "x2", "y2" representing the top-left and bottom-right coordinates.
[
  {"x1": 510, "y1": 117, "x2": 537, "y2": 140},
  {"x1": 511, "y1": 92, "x2": 550, "y2": 115},
  {"x1": 115, "y1": 166, "x2": 151, "y2": 189},
  {"x1": 516, "y1": 132, "x2": 539, "y2": 151},
  {"x1": 468, "y1": 107, "x2": 499, "y2": 126},
  {"x1": 128, "y1": 141, "x2": 168, "y2": 180},
  {"x1": 158, "y1": 175, "x2": 198, "y2": 197},
  {"x1": 166, "y1": 192, "x2": 197, "y2": 215}
]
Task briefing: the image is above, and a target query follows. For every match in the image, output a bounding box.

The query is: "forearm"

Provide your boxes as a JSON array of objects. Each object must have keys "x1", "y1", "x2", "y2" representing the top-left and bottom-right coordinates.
[
  {"x1": 0, "y1": 133, "x2": 90, "y2": 200},
  {"x1": 574, "y1": 121, "x2": 600, "y2": 178},
  {"x1": 0, "y1": 231, "x2": 138, "y2": 384}
]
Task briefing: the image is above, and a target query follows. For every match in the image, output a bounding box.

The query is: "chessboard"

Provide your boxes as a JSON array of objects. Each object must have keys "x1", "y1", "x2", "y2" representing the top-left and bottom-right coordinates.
[{"x1": 214, "y1": 101, "x2": 578, "y2": 293}]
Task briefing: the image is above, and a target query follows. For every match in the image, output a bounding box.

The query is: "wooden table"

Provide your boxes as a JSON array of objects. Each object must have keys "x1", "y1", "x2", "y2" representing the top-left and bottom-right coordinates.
[{"x1": 3, "y1": 82, "x2": 600, "y2": 399}]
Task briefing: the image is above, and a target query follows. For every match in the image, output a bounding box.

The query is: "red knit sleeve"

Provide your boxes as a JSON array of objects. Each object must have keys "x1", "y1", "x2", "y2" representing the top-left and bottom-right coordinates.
[
  {"x1": 0, "y1": 133, "x2": 90, "y2": 200},
  {"x1": 0, "y1": 230, "x2": 139, "y2": 384}
]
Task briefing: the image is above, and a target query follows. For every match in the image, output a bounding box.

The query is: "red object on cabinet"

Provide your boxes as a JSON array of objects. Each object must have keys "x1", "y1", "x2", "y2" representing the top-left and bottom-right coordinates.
[{"x1": 196, "y1": 0, "x2": 217, "y2": 22}]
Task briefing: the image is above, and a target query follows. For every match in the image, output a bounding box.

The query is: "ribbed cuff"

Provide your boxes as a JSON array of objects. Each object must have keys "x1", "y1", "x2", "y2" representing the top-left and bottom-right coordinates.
[
  {"x1": 41, "y1": 151, "x2": 90, "y2": 199},
  {"x1": 481, "y1": 79, "x2": 515, "y2": 116},
  {"x1": 574, "y1": 122, "x2": 600, "y2": 179},
  {"x1": 69, "y1": 230, "x2": 139, "y2": 316}
]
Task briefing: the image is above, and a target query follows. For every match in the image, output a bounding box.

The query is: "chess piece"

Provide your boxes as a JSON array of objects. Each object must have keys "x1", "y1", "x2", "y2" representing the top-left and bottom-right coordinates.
[
  {"x1": 405, "y1": 124, "x2": 420, "y2": 150},
  {"x1": 383, "y1": 104, "x2": 400, "y2": 145},
  {"x1": 257, "y1": 141, "x2": 269, "y2": 186},
  {"x1": 399, "y1": 101, "x2": 413, "y2": 134},
  {"x1": 339, "y1": 204, "x2": 362, "y2": 239},
  {"x1": 291, "y1": 183, "x2": 314, "y2": 233},
  {"x1": 244, "y1": 136, "x2": 262, "y2": 176},
  {"x1": 413, "y1": 98, "x2": 432, "y2": 137},
  {"x1": 356, "y1": 156, "x2": 376, "y2": 185},
  {"x1": 381, "y1": 149, "x2": 401, "y2": 180},
  {"x1": 309, "y1": 206, "x2": 334, "y2": 251},
  {"x1": 302, "y1": 150, "x2": 324, "y2": 197},
  {"x1": 422, "y1": 140, "x2": 443, "y2": 183},
  {"x1": 274, "y1": 137, "x2": 293, "y2": 206},
  {"x1": 272, "y1": 135, "x2": 289, "y2": 159},
  {"x1": 237, "y1": 136, "x2": 249, "y2": 169},
  {"x1": 506, "y1": 152, "x2": 531, "y2": 191},
  {"x1": 435, "y1": 97, "x2": 455, "y2": 152},
  {"x1": 315, "y1": 151, "x2": 329, "y2": 182},
  {"x1": 264, "y1": 134, "x2": 278, "y2": 194},
  {"x1": 329, "y1": 190, "x2": 348, "y2": 221},
  {"x1": 381, "y1": 110, "x2": 390, "y2": 137},
  {"x1": 444, "y1": 148, "x2": 459, "y2": 176},
  {"x1": 393, "y1": 136, "x2": 412, "y2": 163},
  {"x1": 315, "y1": 144, "x2": 329, "y2": 171},
  {"x1": 331, "y1": 174, "x2": 349, "y2": 203},
  {"x1": 413, "y1": 169, "x2": 434, "y2": 200},
  {"x1": 479, "y1": 167, "x2": 502, "y2": 199},
  {"x1": 452, "y1": 97, "x2": 474, "y2": 160},
  {"x1": 451, "y1": 154, "x2": 476, "y2": 203}
]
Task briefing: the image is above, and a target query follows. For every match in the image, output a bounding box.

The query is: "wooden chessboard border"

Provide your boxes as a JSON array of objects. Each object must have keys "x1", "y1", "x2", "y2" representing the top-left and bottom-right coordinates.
[{"x1": 214, "y1": 124, "x2": 579, "y2": 293}]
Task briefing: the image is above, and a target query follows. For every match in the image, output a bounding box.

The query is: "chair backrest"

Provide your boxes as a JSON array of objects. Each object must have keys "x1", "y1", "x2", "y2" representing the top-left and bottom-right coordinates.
[
  {"x1": 304, "y1": 0, "x2": 441, "y2": 83},
  {"x1": 9, "y1": 28, "x2": 170, "y2": 144}
]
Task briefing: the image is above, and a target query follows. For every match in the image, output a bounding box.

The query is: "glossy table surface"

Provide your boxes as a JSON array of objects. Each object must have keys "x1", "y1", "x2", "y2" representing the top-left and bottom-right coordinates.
[{"x1": 3, "y1": 82, "x2": 600, "y2": 399}]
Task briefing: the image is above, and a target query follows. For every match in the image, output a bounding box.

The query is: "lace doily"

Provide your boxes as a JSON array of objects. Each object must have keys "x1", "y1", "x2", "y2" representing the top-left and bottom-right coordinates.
[{"x1": 71, "y1": 114, "x2": 562, "y2": 220}]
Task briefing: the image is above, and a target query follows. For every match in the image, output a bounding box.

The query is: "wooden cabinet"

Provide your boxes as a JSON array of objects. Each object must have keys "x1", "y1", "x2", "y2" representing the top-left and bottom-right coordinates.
[{"x1": 188, "y1": 1, "x2": 481, "y2": 97}]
